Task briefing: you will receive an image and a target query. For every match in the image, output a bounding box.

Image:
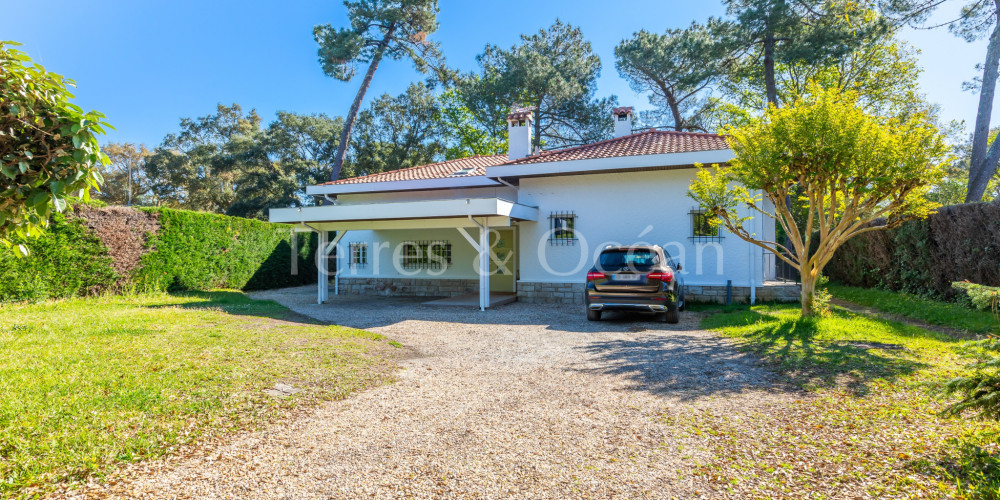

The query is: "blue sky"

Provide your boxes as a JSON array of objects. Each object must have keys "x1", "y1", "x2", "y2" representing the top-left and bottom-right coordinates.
[{"x1": 5, "y1": 0, "x2": 994, "y2": 146}]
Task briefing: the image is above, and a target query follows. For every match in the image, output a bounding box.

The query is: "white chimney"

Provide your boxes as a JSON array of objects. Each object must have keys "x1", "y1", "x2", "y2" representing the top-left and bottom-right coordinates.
[
  {"x1": 613, "y1": 106, "x2": 634, "y2": 138},
  {"x1": 506, "y1": 107, "x2": 534, "y2": 161}
]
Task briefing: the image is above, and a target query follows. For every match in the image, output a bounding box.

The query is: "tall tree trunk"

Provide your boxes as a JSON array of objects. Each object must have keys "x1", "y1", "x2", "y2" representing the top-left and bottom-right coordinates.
[
  {"x1": 800, "y1": 267, "x2": 817, "y2": 317},
  {"x1": 329, "y1": 25, "x2": 396, "y2": 182},
  {"x1": 127, "y1": 162, "x2": 132, "y2": 206},
  {"x1": 967, "y1": 4, "x2": 1000, "y2": 203},
  {"x1": 666, "y1": 93, "x2": 684, "y2": 131},
  {"x1": 763, "y1": 31, "x2": 779, "y2": 107},
  {"x1": 533, "y1": 98, "x2": 543, "y2": 151}
]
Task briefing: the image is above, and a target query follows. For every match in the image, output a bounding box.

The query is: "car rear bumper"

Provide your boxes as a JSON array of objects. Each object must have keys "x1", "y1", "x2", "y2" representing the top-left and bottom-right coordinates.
[
  {"x1": 588, "y1": 302, "x2": 669, "y2": 312},
  {"x1": 585, "y1": 292, "x2": 675, "y2": 312}
]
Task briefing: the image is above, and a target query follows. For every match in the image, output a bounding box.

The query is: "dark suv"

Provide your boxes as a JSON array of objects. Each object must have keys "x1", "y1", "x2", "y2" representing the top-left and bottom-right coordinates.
[{"x1": 585, "y1": 245, "x2": 685, "y2": 323}]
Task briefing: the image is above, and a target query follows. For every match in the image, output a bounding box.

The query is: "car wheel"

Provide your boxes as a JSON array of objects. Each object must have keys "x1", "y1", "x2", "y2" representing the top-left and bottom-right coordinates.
[
  {"x1": 664, "y1": 307, "x2": 680, "y2": 324},
  {"x1": 587, "y1": 307, "x2": 602, "y2": 321},
  {"x1": 678, "y1": 289, "x2": 686, "y2": 311}
]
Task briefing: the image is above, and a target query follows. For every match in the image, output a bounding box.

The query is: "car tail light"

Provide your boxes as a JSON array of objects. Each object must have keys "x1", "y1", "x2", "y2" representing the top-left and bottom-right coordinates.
[
  {"x1": 586, "y1": 271, "x2": 606, "y2": 281},
  {"x1": 648, "y1": 270, "x2": 673, "y2": 282}
]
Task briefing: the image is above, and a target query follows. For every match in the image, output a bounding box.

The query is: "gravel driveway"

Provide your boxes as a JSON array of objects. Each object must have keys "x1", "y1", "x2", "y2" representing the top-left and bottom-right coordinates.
[{"x1": 69, "y1": 287, "x2": 795, "y2": 499}]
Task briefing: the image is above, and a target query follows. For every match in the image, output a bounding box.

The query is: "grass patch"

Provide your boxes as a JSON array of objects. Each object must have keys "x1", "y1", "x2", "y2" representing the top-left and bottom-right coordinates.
[
  {"x1": 0, "y1": 291, "x2": 397, "y2": 498},
  {"x1": 829, "y1": 284, "x2": 999, "y2": 335},
  {"x1": 689, "y1": 302, "x2": 1000, "y2": 498},
  {"x1": 699, "y1": 303, "x2": 961, "y2": 394}
]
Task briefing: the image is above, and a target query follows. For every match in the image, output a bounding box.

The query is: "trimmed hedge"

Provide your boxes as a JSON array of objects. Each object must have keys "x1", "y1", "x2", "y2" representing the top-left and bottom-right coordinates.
[
  {"x1": 0, "y1": 207, "x2": 317, "y2": 302},
  {"x1": 132, "y1": 208, "x2": 317, "y2": 292},
  {"x1": 0, "y1": 213, "x2": 119, "y2": 302},
  {"x1": 825, "y1": 203, "x2": 1000, "y2": 299}
]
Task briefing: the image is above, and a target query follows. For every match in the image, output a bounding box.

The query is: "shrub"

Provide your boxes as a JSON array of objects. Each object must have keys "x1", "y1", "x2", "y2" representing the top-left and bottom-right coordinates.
[
  {"x1": 131, "y1": 208, "x2": 317, "y2": 292},
  {"x1": 826, "y1": 203, "x2": 1000, "y2": 299},
  {"x1": 939, "y1": 337, "x2": 1000, "y2": 421},
  {"x1": 937, "y1": 283, "x2": 1000, "y2": 424},
  {"x1": 0, "y1": 41, "x2": 109, "y2": 251},
  {"x1": 954, "y1": 282, "x2": 1000, "y2": 318},
  {"x1": 0, "y1": 212, "x2": 118, "y2": 301},
  {"x1": 0, "y1": 206, "x2": 317, "y2": 302}
]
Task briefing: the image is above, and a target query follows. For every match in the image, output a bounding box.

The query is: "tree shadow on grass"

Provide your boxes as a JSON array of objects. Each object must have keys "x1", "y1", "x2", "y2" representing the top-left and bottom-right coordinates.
[
  {"x1": 705, "y1": 307, "x2": 931, "y2": 396},
  {"x1": 144, "y1": 290, "x2": 328, "y2": 326}
]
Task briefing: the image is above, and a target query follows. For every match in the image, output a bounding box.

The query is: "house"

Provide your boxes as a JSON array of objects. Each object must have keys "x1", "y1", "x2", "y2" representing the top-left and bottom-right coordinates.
[{"x1": 269, "y1": 107, "x2": 800, "y2": 309}]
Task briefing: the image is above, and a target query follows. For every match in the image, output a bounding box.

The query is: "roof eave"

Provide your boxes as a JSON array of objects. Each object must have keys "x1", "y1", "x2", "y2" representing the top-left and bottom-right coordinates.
[
  {"x1": 306, "y1": 175, "x2": 504, "y2": 196},
  {"x1": 484, "y1": 149, "x2": 735, "y2": 179}
]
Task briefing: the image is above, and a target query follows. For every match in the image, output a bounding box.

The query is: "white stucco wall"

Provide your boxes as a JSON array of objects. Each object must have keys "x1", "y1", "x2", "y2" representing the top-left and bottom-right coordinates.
[
  {"x1": 334, "y1": 227, "x2": 483, "y2": 280},
  {"x1": 332, "y1": 186, "x2": 514, "y2": 280},
  {"x1": 328, "y1": 169, "x2": 771, "y2": 287},
  {"x1": 515, "y1": 169, "x2": 766, "y2": 287}
]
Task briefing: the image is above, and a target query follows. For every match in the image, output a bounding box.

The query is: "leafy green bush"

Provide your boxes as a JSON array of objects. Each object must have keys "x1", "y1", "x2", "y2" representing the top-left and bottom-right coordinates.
[
  {"x1": 939, "y1": 337, "x2": 1000, "y2": 421},
  {"x1": 1, "y1": 41, "x2": 109, "y2": 252},
  {"x1": 0, "y1": 207, "x2": 317, "y2": 302},
  {"x1": 936, "y1": 284, "x2": 1000, "y2": 427},
  {"x1": 826, "y1": 203, "x2": 1000, "y2": 299},
  {"x1": 132, "y1": 208, "x2": 316, "y2": 292},
  {"x1": 954, "y1": 282, "x2": 1000, "y2": 318},
  {"x1": 0, "y1": 213, "x2": 118, "y2": 301}
]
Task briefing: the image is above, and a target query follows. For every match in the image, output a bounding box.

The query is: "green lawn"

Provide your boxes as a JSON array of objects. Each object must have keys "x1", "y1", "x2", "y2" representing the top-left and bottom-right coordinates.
[
  {"x1": 689, "y1": 303, "x2": 1000, "y2": 498},
  {"x1": 829, "y1": 284, "x2": 999, "y2": 335},
  {"x1": 0, "y1": 291, "x2": 398, "y2": 498}
]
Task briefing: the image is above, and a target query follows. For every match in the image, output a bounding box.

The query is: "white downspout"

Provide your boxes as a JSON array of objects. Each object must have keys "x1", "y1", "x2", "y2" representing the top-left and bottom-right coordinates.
[
  {"x1": 316, "y1": 230, "x2": 328, "y2": 305},
  {"x1": 496, "y1": 178, "x2": 518, "y2": 191},
  {"x1": 749, "y1": 190, "x2": 761, "y2": 305}
]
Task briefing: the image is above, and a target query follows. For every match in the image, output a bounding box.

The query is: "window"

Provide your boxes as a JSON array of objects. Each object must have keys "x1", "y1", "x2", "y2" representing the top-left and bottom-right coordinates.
[
  {"x1": 349, "y1": 242, "x2": 367, "y2": 268},
  {"x1": 690, "y1": 209, "x2": 722, "y2": 242},
  {"x1": 400, "y1": 241, "x2": 452, "y2": 269},
  {"x1": 549, "y1": 211, "x2": 577, "y2": 246},
  {"x1": 449, "y1": 168, "x2": 474, "y2": 177},
  {"x1": 598, "y1": 248, "x2": 660, "y2": 271}
]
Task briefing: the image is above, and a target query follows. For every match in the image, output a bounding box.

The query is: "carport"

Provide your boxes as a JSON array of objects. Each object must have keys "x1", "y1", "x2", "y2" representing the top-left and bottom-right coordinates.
[{"x1": 269, "y1": 197, "x2": 539, "y2": 310}]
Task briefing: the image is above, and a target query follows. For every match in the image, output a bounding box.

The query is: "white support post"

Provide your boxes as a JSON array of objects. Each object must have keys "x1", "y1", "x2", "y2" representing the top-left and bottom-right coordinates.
[
  {"x1": 317, "y1": 231, "x2": 329, "y2": 304},
  {"x1": 328, "y1": 230, "x2": 347, "y2": 296},
  {"x1": 479, "y1": 221, "x2": 490, "y2": 311}
]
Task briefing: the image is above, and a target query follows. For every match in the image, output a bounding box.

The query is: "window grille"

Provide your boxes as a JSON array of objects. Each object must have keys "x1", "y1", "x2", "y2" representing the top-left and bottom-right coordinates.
[
  {"x1": 400, "y1": 241, "x2": 452, "y2": 269},
  {"x1": 549, "y1": 211, "x2": 577, "y2": 246},
  {"x1": 349, "y1": 242, "x2": 368, "y2": 268},
  {"x1": 689, "y1": 209, "x2": 723, "y2": 242}
]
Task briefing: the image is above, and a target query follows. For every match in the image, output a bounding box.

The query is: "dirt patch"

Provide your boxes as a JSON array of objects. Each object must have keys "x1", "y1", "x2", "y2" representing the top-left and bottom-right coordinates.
[
  {"x1": 73, "y1": 206, "x2": 160, "y2": 286},
  {"x1": 844, "y1": 341, "x2": 908, "y2": 351}
]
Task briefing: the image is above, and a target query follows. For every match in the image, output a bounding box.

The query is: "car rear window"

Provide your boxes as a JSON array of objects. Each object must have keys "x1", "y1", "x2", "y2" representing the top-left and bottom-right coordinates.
[{"x1": 598, "y1": 249, "x2": 660, "y2": 270}]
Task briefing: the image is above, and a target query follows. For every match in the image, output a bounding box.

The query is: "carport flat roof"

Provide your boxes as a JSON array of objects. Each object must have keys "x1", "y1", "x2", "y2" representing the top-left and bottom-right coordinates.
[{"x1": 269, "y1": 197, "x2": 539, "y2": 231}]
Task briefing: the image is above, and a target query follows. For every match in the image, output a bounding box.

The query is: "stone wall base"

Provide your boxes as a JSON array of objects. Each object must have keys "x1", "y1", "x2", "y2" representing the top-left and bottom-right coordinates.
[
  {"x1": 336, "y1": 277, "x2": 478, "y2": 297},
  {"x1": 516, "y1": 281, "x2": 801, "y2": 305},
  {"x1": 686, "y1": 283, "x2": 801, "y2": 304},
  {"x1": 516, "y1": 282, "x2": 586, "y2": 305},
  {"x1": 334, "y1": 278, "x2": 800, "y2": 305}
]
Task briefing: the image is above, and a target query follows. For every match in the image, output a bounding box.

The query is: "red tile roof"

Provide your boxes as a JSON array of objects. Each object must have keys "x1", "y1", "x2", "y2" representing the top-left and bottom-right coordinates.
[
  {"x1": 321, "y1": 130, "x2": 729, "y2": 186},
  {"x1": 506, "y1": 107, "x2": 535, "y2": 121},
  {"x1": 319, "y1": 154, "x2": 509, "y2": 186},
  {"x1": 612, "y1": 106, "x2": 634, "y2": 115},
  {"x1": 504, "y1": 129, "x2": 728, "y2": 166}
]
